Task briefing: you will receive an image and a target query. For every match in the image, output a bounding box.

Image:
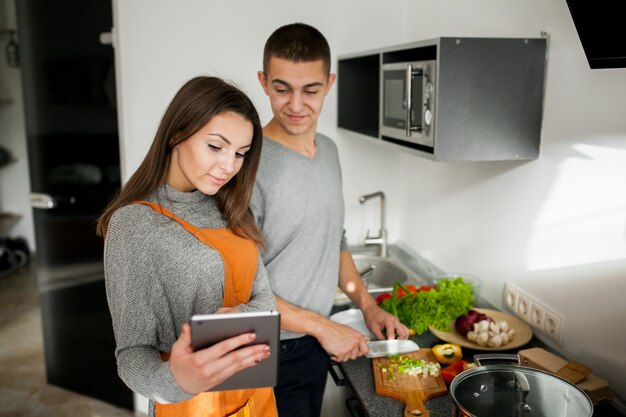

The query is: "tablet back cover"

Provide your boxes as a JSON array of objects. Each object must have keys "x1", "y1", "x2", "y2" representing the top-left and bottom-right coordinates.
[{"x1": 190, "y1": 311, "x2": 280, "y2": 391}]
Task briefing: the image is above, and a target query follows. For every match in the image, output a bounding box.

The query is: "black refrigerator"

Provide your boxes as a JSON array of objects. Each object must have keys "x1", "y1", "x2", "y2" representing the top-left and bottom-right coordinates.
[{"x1": 16, "y1": 0, "x2": 133, "y2": 409}]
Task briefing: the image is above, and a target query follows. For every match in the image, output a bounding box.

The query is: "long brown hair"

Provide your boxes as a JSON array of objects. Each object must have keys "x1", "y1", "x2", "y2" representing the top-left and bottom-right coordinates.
[{"x1": 96, "y1": 76, "x2": 264, "y2": 246}]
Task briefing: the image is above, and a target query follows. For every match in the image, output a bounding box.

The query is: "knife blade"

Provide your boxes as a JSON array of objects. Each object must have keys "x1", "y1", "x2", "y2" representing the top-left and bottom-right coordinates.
[{"x1": 366, "y1": 339, "x2": 420, "y2": 358}]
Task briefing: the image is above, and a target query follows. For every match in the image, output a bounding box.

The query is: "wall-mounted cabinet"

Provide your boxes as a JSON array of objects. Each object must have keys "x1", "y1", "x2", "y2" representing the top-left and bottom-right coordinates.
[{"x1": 337, "y1": 37, "x2": 548, "y2": 161}]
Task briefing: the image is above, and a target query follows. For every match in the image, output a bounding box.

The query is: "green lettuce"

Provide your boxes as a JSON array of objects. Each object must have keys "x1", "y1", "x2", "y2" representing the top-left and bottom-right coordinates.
[{"x1": 380, "y1": 277, "x2": 475, "y2": 335}]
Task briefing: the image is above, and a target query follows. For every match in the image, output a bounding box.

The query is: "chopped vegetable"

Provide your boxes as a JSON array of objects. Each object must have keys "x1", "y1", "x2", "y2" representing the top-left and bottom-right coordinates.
[
  {"x1": 379, "y1": 354, "x2": 441, "y2": 381},
  {"x1": 379, "y1": 278, "x2": 476, "y2": 335},
  {"x1": 432, "y1": 343, "x2": 463, "y2": 365}
]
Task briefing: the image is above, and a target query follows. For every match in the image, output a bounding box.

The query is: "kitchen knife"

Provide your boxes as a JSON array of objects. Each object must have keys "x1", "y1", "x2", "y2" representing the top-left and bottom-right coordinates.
[{"x1": 366, "y1": 340, "x2": 419, "y2": 358}]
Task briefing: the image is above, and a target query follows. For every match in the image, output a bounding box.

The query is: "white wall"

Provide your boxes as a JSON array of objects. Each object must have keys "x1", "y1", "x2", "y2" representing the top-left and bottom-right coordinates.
[
  {"x1": 0, "y1": 0, "x2": 35, "y2": 249},
  {"x1": 398, "y1": 0, "x2": 626, "y2": 403},
  {"x1": 112, "y1": 0, "x2": 626, "y2": 410}
]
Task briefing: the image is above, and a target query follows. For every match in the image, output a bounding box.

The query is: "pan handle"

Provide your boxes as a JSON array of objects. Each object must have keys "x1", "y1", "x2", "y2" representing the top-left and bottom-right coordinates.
[
  {"x1": 474, "y1": 353, "x2": 521, "y2": 367},
  {"x1": 513, "y1": 370, "x2": 533, "y2": 417}
]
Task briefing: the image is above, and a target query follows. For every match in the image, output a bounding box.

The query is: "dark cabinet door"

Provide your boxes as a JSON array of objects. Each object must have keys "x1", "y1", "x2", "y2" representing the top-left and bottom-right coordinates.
[{"x1": 17, "y1": 0, "x2": 132, "y2": 409}]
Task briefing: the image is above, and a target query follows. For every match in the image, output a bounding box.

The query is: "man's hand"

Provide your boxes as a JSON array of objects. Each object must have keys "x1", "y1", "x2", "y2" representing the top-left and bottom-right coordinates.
[
  {"x1": 336, "y1": 250, "x2": 409, "y2": 344},
  {"x1": 315, "y1": 320, "x2": 370, "y2": 362},
  {"x1": 361, "y1": 304, "x2": 410, "y2": 340}
]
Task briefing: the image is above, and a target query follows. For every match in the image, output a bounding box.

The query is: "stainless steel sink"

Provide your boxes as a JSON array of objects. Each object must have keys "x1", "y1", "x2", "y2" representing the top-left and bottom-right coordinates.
[
  {"x1": 334, "y1": 247, "x2": 432, "y2": 305},
  {"x1": 352, "y1": 254, "x2": 411, "y2": 293}
]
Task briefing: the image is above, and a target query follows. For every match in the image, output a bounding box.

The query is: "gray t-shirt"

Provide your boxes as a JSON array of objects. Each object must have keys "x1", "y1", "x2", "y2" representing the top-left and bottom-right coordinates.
[
  {"x1": 104, "y1": 184, "x2": 275, "y2": 404},
  {"x1": 251, "y1": 134, "x2": 348, "y2": 340}
]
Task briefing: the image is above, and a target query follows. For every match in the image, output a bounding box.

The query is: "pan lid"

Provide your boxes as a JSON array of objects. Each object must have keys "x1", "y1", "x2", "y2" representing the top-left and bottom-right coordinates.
[{"x1": 450, "y1": 365, "x2": 593, "y2": 417}]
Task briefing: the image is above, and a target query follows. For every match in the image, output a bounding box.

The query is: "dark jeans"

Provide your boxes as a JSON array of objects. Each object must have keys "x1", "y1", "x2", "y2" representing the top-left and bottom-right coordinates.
[{"x1": 274, "y1": 335, "x2": 330, "y2": 417}]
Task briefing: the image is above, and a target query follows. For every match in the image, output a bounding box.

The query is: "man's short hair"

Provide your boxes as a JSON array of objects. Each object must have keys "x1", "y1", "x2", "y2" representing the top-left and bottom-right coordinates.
[{"x1": 263, "y1": 23, "x2": 331, "y2": 76}]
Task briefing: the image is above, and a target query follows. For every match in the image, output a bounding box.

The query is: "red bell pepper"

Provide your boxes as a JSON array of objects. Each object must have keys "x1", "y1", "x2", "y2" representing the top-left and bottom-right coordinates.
[{"x1": 441, "y1": 360, "x2": 469, "y2": 384}]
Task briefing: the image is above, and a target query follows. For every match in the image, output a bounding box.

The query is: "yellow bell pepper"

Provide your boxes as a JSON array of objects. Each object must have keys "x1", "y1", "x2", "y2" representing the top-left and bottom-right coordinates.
[{"x1": 432, "y1": 343, "x2": 463, "y2": 365}]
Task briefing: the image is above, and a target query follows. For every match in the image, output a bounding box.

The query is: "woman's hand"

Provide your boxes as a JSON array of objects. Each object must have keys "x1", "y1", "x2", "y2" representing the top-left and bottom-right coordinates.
[{"x1": 168, "y1": 324, "x2": 270, "y2": 394}]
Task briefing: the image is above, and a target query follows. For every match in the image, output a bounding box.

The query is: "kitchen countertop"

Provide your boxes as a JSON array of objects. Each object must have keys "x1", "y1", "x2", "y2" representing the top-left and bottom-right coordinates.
[
  {"x1": 337, "y1": 329, "x2": 624, "y2": 417},
  {"x1": 334, "y1": 244, "x2": 625, "y2": 417}
]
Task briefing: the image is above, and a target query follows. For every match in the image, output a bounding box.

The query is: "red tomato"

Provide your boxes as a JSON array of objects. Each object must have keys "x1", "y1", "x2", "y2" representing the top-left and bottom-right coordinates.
[
  {"x1": 418, "y1": 285, "x2": 435, "y2": 292},
  {"x1": 396, "y1": 288, "x2": 407, "y2": 297},
  {"x1": 375, "y1": 293, "x2": 392, "y2": 305},
  {"x1": 405, "y1": 284, "x2": 418, "y2": 293}
]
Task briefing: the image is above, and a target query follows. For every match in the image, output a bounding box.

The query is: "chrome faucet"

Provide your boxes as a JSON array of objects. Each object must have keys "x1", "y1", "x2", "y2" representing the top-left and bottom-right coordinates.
[{"x1": 358, "y1": 191, "x2": 388, "y2": 257}]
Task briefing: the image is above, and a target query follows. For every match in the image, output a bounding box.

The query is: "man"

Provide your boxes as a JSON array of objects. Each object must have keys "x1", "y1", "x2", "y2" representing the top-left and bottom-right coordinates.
[{"x1": 251, "y1": 23, "x2": 409, "y2": 417}]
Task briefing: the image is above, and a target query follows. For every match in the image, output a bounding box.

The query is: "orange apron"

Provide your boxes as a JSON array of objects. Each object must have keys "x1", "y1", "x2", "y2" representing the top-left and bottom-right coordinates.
[{"x1": 135, "y1": 201, "x2": 277, "y2": 417}]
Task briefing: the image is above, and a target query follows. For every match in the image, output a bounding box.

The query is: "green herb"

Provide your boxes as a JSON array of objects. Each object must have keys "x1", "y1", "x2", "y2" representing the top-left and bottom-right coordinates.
[{"x1": 379, "y1": 277, "x2": 475, "y2": 335}]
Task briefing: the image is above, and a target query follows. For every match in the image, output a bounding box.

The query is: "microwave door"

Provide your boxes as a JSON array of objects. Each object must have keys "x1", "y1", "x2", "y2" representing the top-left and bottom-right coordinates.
[
  {"x1": 381, "y1": 60, "x2": 435, "y2": 149},
  {"x1": 382, "y1": 65, "x2": 424, "y2": 136}
]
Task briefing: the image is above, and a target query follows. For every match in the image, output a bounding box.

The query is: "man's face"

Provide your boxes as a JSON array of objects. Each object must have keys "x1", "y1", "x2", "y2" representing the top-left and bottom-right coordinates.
[{"x1": 258, "y1": 56, "x2": 336, "y2": 138}]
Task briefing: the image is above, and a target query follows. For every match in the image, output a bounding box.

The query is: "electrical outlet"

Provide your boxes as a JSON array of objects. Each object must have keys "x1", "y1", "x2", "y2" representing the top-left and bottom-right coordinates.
[
  {"x1": 503, "y1": 282, "x2": 531, "y2": 321},
  {"x1": 530, "y1": 303, "x2": 545, "y2": 328},
  {"x1": 544, "y1": 309, "x2": 564, "y2": 345},
  {"x1": 501, "y1": 281, "x2": 564, "y2": 346},
  {"x1": 516, "y1": 292, "x2": 532, "y2": 322},
  {"x1": 502, "y1": 282, "x2": 518, "y2": 313}
]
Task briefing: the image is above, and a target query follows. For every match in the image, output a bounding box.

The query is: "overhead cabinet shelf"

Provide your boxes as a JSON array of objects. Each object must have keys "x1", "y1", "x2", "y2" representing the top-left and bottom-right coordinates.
[{"x1": 337, "y1": 37, "x2": 548, "y2": 161}]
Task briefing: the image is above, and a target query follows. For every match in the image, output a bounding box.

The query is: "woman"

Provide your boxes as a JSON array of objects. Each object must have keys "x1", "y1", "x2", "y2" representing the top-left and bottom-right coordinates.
[{"x1": 97, "y1": 76, "x2": 277, "y2": 417}]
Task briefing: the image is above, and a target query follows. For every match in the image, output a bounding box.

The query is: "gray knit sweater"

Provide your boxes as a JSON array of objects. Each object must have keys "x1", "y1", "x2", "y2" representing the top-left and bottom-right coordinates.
[
  {"x1": 251, "y1": 134, "x2": 348, "y2": 340},
  {"x1": 104, "y1": 184, "x2": 276, "y2": 404}
]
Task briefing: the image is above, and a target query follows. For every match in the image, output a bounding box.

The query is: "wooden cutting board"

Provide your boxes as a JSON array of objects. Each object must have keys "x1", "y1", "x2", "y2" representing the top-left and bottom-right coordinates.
[{"x1": 372, "y1": 348, "x2": 447, "y2": 417}]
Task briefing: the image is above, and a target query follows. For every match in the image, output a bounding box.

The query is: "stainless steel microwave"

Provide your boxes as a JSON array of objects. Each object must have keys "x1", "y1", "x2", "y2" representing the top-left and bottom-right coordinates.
[{"x1": 380, "y1": 60, "x2": 436, "y2": 148}]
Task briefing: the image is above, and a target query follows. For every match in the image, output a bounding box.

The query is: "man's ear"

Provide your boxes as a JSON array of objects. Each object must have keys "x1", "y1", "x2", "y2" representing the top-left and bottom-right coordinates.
[
  {"x1": 258, "y1": 71, "x2": 270, "y2": 94},
  {"x1": 325, "y1": 73, "x2": 337, "y2": 95}
]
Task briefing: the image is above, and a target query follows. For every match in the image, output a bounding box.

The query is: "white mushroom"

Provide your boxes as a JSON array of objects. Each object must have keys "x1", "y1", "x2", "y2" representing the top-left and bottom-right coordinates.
[
  {"x1": 489, "y1": 321, "x2": 500, "y2": 334},
  {"x1": 477, "y1": 320, "x2": 490, "y2": 333},
  {"x1": 507, "y1": 328, "x2": 515, "y2": 340},
  {"x1": 467, "y1": 330, "x2": 478, "y2": 342},
  {"x1": 500, "y1": 332, "x2": 510, "y2": 345},
  {"x1": 499, "y1": 321, "x2": 510, "y2": 332},
  {"x1": 488, "y1": 334, "x2": 503, "y2": 348},
  {"x1": 476, "y1": 332, "x2": 489, "y2": 346}
]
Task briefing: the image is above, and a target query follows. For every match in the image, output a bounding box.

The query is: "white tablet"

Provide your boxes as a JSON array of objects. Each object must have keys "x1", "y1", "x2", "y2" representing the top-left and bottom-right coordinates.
[{"x1": 190, "y1": 311, "x2": 280, "y2": 391}]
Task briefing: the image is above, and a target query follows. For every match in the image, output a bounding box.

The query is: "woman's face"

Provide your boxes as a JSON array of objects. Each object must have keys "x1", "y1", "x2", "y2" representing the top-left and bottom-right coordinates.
[{"x1": 167, "y1": 111, "x2": 253, "y2": 195}]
